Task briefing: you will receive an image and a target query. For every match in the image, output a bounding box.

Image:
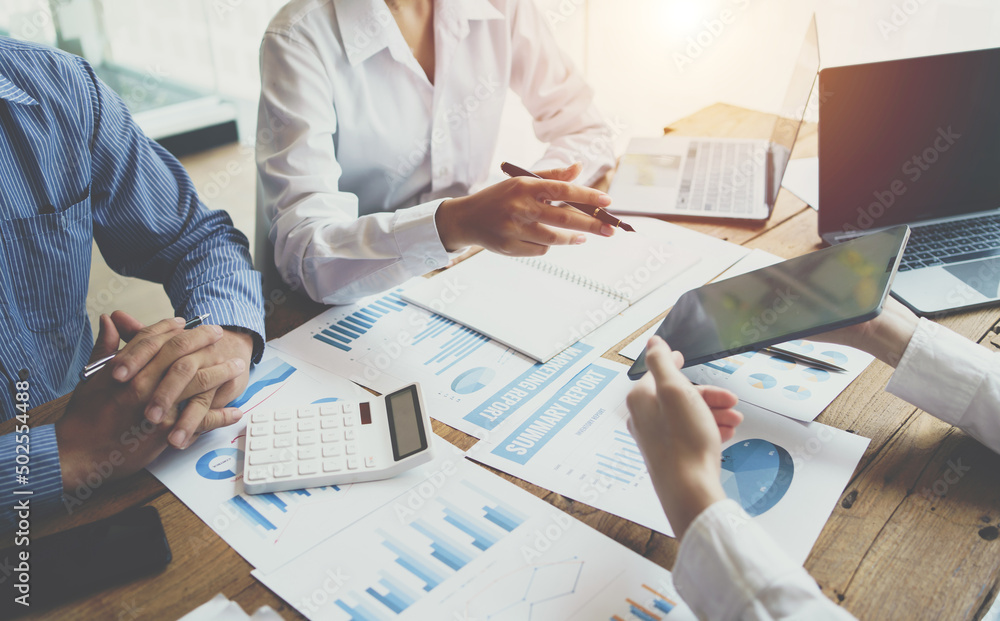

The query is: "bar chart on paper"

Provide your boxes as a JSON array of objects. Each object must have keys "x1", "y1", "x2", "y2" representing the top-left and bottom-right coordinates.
[
  {"x1": 333, "y1": 480, "x2": 529, "y2": 620},
  {"x1": 271, "y1": 286, "x2": 599, "y2": 436}
]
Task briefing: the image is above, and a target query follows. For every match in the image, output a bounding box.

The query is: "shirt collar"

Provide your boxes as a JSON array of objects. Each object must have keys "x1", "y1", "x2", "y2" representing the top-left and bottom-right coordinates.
[
  {"x1": 335, "y1": 0, "x2": 503, "y2": 66},
  {"x1": 0, "y1": 72, "x2": 39, "y2": 106}
]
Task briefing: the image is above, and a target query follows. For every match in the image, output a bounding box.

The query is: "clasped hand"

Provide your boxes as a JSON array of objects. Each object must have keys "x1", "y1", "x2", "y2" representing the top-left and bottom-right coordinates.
[{"x1": 55, "y1": 311, "x2": 253, "y2": 492}]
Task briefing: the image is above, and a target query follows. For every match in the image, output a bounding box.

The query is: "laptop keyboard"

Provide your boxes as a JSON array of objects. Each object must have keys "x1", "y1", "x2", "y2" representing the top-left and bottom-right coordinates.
[
  {"x1": 678, "y1": 141, "x2": 761, "y2": 214},
  {"x1": 898, "y1": 214, "x2": 1000, "y2": 272}
]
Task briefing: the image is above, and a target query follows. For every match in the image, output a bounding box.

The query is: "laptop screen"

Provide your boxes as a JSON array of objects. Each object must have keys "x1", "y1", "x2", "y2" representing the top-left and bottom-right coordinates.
[
  {"x1": 768, "y1": 15, "x2": 820, "y2": 205},
  {"x1": 818, "y1": 47, "x2": 1000, "y2": 236}
]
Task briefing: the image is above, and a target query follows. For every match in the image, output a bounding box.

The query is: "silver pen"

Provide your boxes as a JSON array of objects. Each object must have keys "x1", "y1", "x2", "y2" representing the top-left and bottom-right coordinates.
[
  {"x1": 762, "y1": 345, "x2": 848, "y2": 373},
  {"x1": 79, "y1": 313, "x2": 211, "y2": 382}
]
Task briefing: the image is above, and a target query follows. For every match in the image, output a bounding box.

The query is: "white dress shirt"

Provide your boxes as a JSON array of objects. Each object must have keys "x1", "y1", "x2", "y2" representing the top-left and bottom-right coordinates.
[
  {"x1": 256, "y1": 0, "x2": 616, "y2": 304},
  {"x1": 673, "y1": 318, "x2": 1000, "y2": 620}
]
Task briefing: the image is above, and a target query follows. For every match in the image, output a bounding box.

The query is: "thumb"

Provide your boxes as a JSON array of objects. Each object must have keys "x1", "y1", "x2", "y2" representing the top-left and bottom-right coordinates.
[
  {"x1": 90, "y1": 314, "x2": 122, "y2": 363},
  {"x1": 109, "y1": 310, "x2": 146, "y2": 342},
  {"x1": 534, "y1": 162, "x2": 582, "y2": 182}
]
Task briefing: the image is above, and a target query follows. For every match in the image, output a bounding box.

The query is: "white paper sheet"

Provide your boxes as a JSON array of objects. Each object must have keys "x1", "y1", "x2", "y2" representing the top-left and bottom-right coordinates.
[
  {"x1": 467, "y1": 361, "x2": 870, "y2": 564},
  {"x1": 252, "y1": 453, "x2": 697, "y2": 621},
  {"x1": 781, "y1": 157, "x2": 819, "y2": 210}
]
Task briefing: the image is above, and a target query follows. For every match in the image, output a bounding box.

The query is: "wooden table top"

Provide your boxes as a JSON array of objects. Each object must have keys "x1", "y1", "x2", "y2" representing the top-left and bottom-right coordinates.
[{"x1": 6, "y1": 103, "x2": 1000, "y2": 620}]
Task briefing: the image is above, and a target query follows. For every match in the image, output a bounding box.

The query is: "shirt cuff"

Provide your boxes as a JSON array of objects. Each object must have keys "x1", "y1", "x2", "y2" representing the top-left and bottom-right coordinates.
[
  {"x1": 674, "y1": 499, "x2": 817, "y2": 620},
  {"x1": 886, "y1": 318, "x2": 992, "y2": 427},
  {"x1": 0, "y1": 425, "x2": 63, "y2": 533},
  {"x1": 182, "y1": 271, "x2": 266, "y2": 364},
  {"x1": 393, "y1": 198, "x2": 452, "y2": 273}
]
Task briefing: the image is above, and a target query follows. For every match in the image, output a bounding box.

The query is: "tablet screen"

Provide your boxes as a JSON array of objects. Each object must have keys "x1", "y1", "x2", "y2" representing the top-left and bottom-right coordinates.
[{"x1": 630, "y1": 226, "x2": 908, "y2": 377}]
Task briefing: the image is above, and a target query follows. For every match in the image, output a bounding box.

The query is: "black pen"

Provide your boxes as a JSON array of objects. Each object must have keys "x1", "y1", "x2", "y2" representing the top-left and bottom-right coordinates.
[
  {"x1": 762, "y1": 345, "x2": 847, "y2": 373},
  {"x1": 80, "y1": 313, "x2": 211, "y2": 382},
  {"x1": 500, "y1": 161, "x2": 636, "y2": 232}
]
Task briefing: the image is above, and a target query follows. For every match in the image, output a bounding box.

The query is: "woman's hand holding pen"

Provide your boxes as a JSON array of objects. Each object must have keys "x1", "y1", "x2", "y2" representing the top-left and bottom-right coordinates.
[
  {"x1": 435, "y1": 163, "x2": 615, "y2": 256},
  {"x1": 56, "y1": 311, "x2": 252, "y2": 494}
]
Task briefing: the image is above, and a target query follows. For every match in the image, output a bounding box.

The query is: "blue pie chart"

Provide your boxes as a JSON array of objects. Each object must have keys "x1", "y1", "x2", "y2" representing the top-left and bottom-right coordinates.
[
  {"x1": 802, "y1": 368, "x2": 830, "y2": 382},
  {"x1": 747, "y1": 373, "x2": 777, "y2": 389},
  {"x1": 196, "y1": 448, "x2": 243, "y2": 480},
  {"x1": 451, "y1": 367, "x2": 496, "y2": 395},
  {"x1": 783, "y1": 385, "x2": 812, "y2": 401},
  {"x1": 720, "y1": 439, "x2": 794, "y2": 516},
  {"x1": 820, "y1": 350, "x2": 849, "y2": 366}
]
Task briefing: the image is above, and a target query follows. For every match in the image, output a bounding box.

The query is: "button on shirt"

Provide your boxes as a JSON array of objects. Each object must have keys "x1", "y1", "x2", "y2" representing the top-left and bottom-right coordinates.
[
  {"x1": 257, "y1": 0, "x2": 617, "y2": 305},
  {"x1": 672, "y1": 319, "x2": 1000, "y2": 620},
  {"x1": 0, "y1": 38, "x2": 265, "y2": 530}
]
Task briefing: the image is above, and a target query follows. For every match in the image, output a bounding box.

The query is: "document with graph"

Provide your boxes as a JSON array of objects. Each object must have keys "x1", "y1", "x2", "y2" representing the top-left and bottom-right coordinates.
[
  {"x1": 269, "y1": 284, "x2": 604, "y2": 437},
  {"x1": 467, "y1": 360, "x2": 870, "y2": 564},
  {"x1": 401, "y1": 218, "x2": 700, "y2": 362},
  {"x1": 145, "y1": 346, "x2": 425, "y2": 573},
  {"x1": 252, "y1": 453, "x2": 698, "y2": 621}
]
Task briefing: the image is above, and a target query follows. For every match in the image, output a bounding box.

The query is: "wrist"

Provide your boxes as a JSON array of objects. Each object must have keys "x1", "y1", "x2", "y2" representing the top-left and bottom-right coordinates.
[
  {"x1": 648, "y1": 456, "x2": 725, "y2": 540},
  {"x1": 436, "y1": 197, "x2": 472, "y2": 251},
  {"x1": 869, "y1": 303, "x2": 919, "y2": 367}
]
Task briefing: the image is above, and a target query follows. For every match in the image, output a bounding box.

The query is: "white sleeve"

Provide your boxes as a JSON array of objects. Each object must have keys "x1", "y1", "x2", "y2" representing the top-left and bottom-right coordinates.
[
  {"x1": 256, "y1": 32, "x2": 450, "y2": 305},
  {"x1": 508, "y1": 0, "x2": 616, "y2": 186},
  {"x1": 674, "y1": 500, "x2": 856, "y2": 621},
  {"x1": 886, "y1": 318, "x2": 1000, "y2": 453}
]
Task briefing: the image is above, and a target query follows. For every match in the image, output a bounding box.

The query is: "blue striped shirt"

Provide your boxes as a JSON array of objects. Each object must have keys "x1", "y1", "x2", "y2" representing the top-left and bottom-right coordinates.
[{"x1": 0, "y1": 37, "x2": 265, "y2": 530}]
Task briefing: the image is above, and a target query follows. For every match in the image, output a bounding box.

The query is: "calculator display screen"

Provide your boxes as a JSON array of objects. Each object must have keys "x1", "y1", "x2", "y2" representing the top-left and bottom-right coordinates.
[{"x1": 386, "y1": 386, "x2": 427, "y2": 461}]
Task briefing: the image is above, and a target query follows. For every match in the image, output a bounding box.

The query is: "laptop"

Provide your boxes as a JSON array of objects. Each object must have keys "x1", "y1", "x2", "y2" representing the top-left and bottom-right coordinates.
[
  {"x1": 608, "y1": 16, "x2": 820, "y2": 221},
  {"x1": 818, "y1": 47, "x2": 1000, "y2": 315}
]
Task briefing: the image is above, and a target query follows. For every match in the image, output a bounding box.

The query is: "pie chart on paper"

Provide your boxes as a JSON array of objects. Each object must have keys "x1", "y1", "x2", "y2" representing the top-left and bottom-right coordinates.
[
  {"x1": 782, "y1": 385, "x2": 812, "y2": 401},
  {"x1": 720, "y1": 439, "x2": 794, "y2": 517},
  {"x1": 451, "y1": 366, "x2": 496, "y2": 395},
  {"x1": 747, "y1": 373, "x2": 777, "y2": 389}
]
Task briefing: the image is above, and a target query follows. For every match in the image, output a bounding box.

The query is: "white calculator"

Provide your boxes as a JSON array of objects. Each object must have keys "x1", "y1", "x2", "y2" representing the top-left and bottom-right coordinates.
[{"x1": 242, "y1": 383, "x2": 434, "y2": 494}]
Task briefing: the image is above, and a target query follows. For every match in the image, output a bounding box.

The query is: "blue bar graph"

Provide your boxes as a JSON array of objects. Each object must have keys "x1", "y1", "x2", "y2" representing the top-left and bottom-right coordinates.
[
  {"x1": 438, "y1": 498, "x2": 503, "y2": 551},
  {"x1": 380, "y1": 530, "x2": 448, "y2": 591},
  {"x1": 410, "y1": 519, "x2": 474, "y2": 570},
  {"x1": 628, "y1": 603, "x2": 658, "y2": 621},
  {"x1": 227, "y1": 496, "x2": 276, "y2": 532},
  {"x1": 365, "y1": 571, "x2": 421, "y2": 614},
  {"x1": 312, "y1": 290, "x2": 408, "y2": 352},
  {"x1": 460, "y1": 480, "x2": 528, "y2": 532},
  {"x1": 334, "y1": 596, "x2": 389, "y2": 621},
  {"x1": 260, "y1": 493, "x2": 288, "y2": 511}
]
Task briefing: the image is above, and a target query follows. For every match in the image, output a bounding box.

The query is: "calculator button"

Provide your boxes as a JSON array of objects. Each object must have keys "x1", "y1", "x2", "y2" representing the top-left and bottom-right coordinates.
[
  {"x1": 250, "y1": 451, "x2": 286, "y2": 466},
  {"x1": 321, "y1": 418, "x2": 341, "y2": 429},
  {"x1": 298, "y1": 420, "x2": 317, "y2": 432},
  {"x1": 298, "y1": 447, "x2": 318, "y2": 461},
  {"x1": 320, "y1": 404, "x2": 339, "y2": 416},
  {"x1": 342, "y1": 403, "x2": 355, "y2": 413},
  {"x1": 274, "y1": 409, "x2": 294, "y2": 421},
  {"x1": 323, "y1": 460, "x2": 343, "y2": 473},
  {"x1": 246, "y1": 467, "x2": 269, "y2": 481},
  {"x1": 273, "y1": 422, "x2": 293, "y2": 435},
  {"x1": 273, "y1": 437, "x2": 293, "y2": 449},
  {"x1": 298, "y1": 433, "x2": 318, "y2": 446},
  {"x1": 249, "y1": 424, "x2": 271, "y2": 437},
  {"x1": 344, "y1": 429, "x2": 356, "y2": 441},
  {"x1": 250, "y1": 411, "x2": 271, "y2": 423},
  {"x1": 322, "y1": 445, "x2": 342, "y2": 458},
  {"x1": 342, "y1": 415, "x2": 355, "y2": 427},
  {"x1": 347, "y1": 457, "x2": 359, "y2": 470},
  {"x1": 298, "y1": 406, "x2": 319, "y2": 418},
  {"x1": 272, "y1": 464, "x2": 293, "y2": 478},
  {"x1": 249, "y1": 438, "x2": 268, "y2": 451},
  {"x1": 298, "y1": 462, "x2": 319, "y2": 475},
  {"x1": 345, "y1": 443, "x2": 357, "y2": 455},
  {"x1": 321, "y1": 431, "x2": 340, "y2": 443},
  {"x1": 364, "y1": 456, "x2": 376, "y2": 469}
]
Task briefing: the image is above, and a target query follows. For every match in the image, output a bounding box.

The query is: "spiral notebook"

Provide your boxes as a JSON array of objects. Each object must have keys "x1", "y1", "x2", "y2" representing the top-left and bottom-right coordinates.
[{"x1": 401, "y1": 219, "x2": 699, "y2": 362}]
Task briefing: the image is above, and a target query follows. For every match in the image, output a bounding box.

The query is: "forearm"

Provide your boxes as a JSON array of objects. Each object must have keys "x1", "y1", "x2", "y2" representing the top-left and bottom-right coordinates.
[
  {"x1": 675, "y1": 499, "x2": 857, "y2": 620},
  {"x1": 0, "y1": 426, "x2": 63, "y2": 533},
  {"x1": 272, "y1": 199, "x2": 452, "y2": 305}
]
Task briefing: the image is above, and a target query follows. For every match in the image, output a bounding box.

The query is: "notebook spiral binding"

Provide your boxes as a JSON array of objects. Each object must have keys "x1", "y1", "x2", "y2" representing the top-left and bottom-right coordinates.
[{"x1": 515, "y1": 257, "x2": 630, "y2": 304}]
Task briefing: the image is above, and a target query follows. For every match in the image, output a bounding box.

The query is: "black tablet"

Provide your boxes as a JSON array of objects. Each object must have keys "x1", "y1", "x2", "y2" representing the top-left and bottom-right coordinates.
[{"x1": 628, "y1": 226, "x2": 909, "y2": 379}]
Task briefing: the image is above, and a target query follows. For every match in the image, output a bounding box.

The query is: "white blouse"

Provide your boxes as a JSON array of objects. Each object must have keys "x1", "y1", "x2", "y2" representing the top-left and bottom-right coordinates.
[
  {"x1": 256, "y1": 0, "x2": 616, "y2": 304},
  {"x1": 674, "y1": 318, "x2": 1000, "y2": 620}
]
